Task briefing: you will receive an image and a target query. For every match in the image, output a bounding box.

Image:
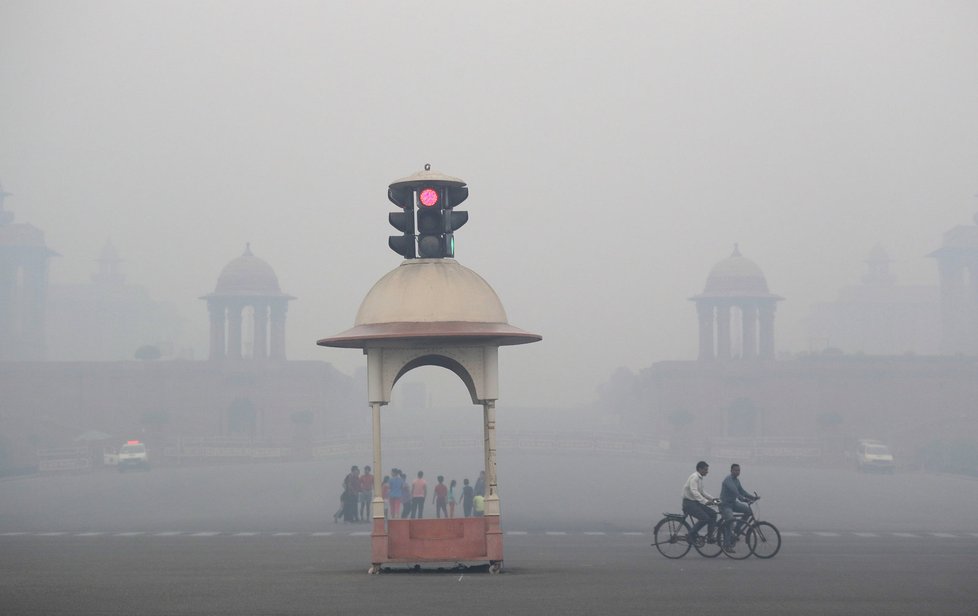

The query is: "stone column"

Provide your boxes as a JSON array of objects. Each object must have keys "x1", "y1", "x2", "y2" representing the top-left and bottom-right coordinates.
[
  {"x1": 716, "y1": 303, "x2": 731, "y2": 360},
  {"x1": 227, "y1": 304, "x2": 243, "y2": 359},
  {"x1": 758, "y1": 302, "x2": 776, "y2": 360},
  {"x1": 483, "y1": 399, "x2": 503, "y2": 569},
  {"x1": 269, "y1": 301, "x2": 287, "y2": 360},
  {"x1": 370, "y1": 402, "x2": 384, "y2": 521},
  {"x1": 0, "y1": 261, "x2": 12, "y2": 346},
  {"x1": 252, "y1": 301, "x2": 268, "y2": 359},
  {"x1": 697, "y1": 302, "x2": 715, "y2": 361},
  {"x1": 967, "y1": 262, "x2": 978, "y2": 354},
  {"x1": 742, "y1": 302, "x2": 758, "y2": 360},
  {"x1": 484, "y1": 400, "x2": 498, "y2": 502},
  {"x1": 208, "y1": 302, "x2": 226, "y2": 360}
]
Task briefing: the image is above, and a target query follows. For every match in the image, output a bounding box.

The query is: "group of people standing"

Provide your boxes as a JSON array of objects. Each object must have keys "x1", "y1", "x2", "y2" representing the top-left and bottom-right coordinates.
[
  {"x1": 333, "y1": 464, "x2": 376, "y2": 523},
  {"x1": 334, "y1": 465, "x2": 487, "y2": 523}
]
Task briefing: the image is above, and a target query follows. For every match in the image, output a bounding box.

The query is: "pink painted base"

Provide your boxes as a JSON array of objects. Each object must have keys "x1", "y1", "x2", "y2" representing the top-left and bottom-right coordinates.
[{"x1": 371, "y1": 516, "x2": 503, "y2": 566}]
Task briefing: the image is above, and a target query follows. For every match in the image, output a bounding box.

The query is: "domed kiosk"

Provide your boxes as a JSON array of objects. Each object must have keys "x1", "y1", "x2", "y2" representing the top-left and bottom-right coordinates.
[
  {"x1": 201, "y1": 244, "x2": 295, "y2": 360},
  {"x1": 318, "y1": 168, "x2": 540, "y2": 573},
  {"x1": 0, "y1": 183, "x2": 59, "y2": 360},
  {"x1": 690, "y1": 245, "x2": 783, "y2": 361},
  {"x1": 930, "y1": 213, "x2": 978, "y2": 354}
]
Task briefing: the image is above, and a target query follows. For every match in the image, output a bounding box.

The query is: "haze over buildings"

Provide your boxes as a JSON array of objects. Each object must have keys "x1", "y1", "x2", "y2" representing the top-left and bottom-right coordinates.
[{"x1": 1, "y1": 2, "x2": 977, "y2": 408}]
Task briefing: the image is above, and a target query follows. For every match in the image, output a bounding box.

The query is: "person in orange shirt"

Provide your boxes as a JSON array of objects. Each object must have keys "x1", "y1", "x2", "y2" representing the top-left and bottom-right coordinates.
[{"x1": 410, "y1": 470, "x2": 427, "y2": 519}]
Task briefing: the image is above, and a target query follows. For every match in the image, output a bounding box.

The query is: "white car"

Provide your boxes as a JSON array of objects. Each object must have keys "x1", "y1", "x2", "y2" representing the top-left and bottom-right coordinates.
[
  {"x1": 856, "y1": 439, "x2": 895, "y2": 473},
  {"x1": 117, "y1": 440, "x2": 150, "y2": 472}
]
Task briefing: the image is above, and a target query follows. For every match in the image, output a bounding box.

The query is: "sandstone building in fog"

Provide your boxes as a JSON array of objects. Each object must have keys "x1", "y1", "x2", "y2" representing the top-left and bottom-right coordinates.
[
  {"x1": 0, "y1": 198, "x2": 357, "y2": 472},
  {"x1": 607, "y1": 230, "x2": 978, "y2": 467}
]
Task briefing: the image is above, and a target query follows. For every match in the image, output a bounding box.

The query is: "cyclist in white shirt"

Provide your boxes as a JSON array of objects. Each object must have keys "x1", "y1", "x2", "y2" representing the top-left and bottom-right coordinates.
[{"x1": 682, "y1": 460, "x2": 719, "y2": 544}]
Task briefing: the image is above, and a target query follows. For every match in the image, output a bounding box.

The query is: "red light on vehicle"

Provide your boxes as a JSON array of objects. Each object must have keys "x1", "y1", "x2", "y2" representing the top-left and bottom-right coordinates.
[
  {"x1": 127, "y1": 440, "x2": 141, "y2": 445},
  {"x1": 419, "y1": 188, "x2": 439, "y2": 207}
]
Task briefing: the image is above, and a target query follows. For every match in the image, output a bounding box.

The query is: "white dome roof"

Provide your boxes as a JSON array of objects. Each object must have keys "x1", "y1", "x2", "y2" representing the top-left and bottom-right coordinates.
[
  {"x1": 356, "y1": 259, "x2": 506, "y2": 325},
  {"x1": 319, "y1": 259, "x2": 540, "y2": 348}
]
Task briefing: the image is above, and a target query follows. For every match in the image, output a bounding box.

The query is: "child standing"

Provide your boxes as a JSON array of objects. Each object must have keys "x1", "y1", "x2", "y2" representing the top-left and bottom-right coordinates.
[
  {"x1": 433, "y1": 475, "x2": 449, "y2": 518},
  {"x1": 447, "y1": 479, "x2": 457, "y2": 518}
]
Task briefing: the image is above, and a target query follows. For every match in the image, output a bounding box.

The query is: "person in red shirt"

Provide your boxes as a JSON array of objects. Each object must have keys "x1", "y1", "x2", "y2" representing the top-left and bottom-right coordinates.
[{"x1": 433, "y1": 475, "x2": 449, "y2": 518}]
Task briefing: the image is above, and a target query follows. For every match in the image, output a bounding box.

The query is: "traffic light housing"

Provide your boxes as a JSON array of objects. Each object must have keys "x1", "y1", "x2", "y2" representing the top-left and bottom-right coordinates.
[
  {"x1": 387, "y1": 166, "x2": 469, "y2": 259},
  {"x1": 416, "y1": 185, "x2": 469, "y2": 258},
  {"x1": 387, "y1": 185, "x2": 416, "y2": 259}
]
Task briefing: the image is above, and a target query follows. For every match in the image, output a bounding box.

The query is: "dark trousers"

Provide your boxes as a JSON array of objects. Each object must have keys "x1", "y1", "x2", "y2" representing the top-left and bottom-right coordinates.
[
  {"x1": 683, "y1": 498, "x2": 716, "y2": 538},
  {"x1": 342, "y1": 494, "x2": 358, "y2": 523},
  {"x1": 411, "y1": 497, "x2": 425, "y2": 518}
]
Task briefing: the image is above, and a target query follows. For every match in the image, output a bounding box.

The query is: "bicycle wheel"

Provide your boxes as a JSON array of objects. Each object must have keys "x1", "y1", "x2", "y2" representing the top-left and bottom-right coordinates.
[
  {"x1": 747, "y1": 521, "x2": 781, "y2": 559},
  {"x1": 693, "y1": 526, "x2": 723, "y2": 558},
  {"x1": 653, "y1": 517, "x2": 692, "y2": 559},
  {"x1": 719, "y1": 519, "x2": 751, "y2": 560}
]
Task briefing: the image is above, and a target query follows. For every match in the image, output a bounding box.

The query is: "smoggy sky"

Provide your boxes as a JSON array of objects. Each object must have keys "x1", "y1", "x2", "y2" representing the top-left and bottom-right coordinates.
[{"x1": 2, "y1": 1, "x2": 977, "y2": 407}]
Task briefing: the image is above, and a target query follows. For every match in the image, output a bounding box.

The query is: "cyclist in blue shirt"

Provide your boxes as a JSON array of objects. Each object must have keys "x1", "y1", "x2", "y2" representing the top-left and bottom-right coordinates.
[{"x1": 720, "y1": 463, "x2": 757, "y2": 551}]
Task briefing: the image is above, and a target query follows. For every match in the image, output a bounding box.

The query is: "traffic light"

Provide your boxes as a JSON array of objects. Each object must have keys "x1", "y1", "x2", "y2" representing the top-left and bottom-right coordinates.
[
  {"x1": 416, "y1": 185, "x2": 469, "y2": 258},
  {"x1": 387, "y1": 185, "x2": 416, "y2": 259},
  {"x1": 386, "y1": 166, "x2": 469, "y2": 259}
]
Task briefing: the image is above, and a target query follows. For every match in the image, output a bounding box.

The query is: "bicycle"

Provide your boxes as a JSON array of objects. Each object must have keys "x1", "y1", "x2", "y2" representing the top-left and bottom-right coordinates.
[
  {"x1": 652, "y1": 506, "x2": 723, "y2": 559},
  {"x1": 717, "y1": 494, "x2": 781, "y2": 559}
]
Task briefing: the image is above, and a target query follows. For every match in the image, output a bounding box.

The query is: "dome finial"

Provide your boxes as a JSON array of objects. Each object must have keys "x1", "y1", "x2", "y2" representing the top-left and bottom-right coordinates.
[
  {"x1": 731, "y1": 243, "x2": 741, "y2": 257},
  {"x1": 424, "y1": 163, "x2": 431, "y2": 171},
  {"x1": 243, "y1": 242, "x2": 253, "y2": 257}
]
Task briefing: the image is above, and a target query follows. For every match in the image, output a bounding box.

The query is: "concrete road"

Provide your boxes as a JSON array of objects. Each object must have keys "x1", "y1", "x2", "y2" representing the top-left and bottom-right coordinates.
[
  {"x1": 2, "y1": 456, "x2": 978, "y2": 614},
  {"x1": 1, "y1": 531, "x2": 976, "y2": 615}
]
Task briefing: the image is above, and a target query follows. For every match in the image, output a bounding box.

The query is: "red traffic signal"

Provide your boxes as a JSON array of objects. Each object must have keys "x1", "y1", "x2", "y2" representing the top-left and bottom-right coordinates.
[{"x1": 419, "y1": 188, "x2": 439, "y2": 207}]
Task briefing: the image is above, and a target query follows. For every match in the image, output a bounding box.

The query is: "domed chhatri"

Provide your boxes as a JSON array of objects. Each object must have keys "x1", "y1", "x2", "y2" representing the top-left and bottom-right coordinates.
[
  {"x1": 930, "y1": 213, "x2": 978, "y2": 354},
  {"x1": 211, "y1": 243, "x2": 289, "y2": 297},
  {"x1": 201, "y1": 244, "x2": 295, "y2": 361},
  {"x1": 698, "y1": 244, "x2": 779, "y2": 299},
  {"x1": 319, "y1": 258, "x2": 540, "y2": 348},
  {"x1": 691, "y1": 245, "x2": 783, "y2": 362}
]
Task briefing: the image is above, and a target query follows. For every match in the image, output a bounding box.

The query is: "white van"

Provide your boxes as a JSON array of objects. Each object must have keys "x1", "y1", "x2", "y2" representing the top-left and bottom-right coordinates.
[{"x1": 856, "y1": 439, "x2": 895, "y2": 473}]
